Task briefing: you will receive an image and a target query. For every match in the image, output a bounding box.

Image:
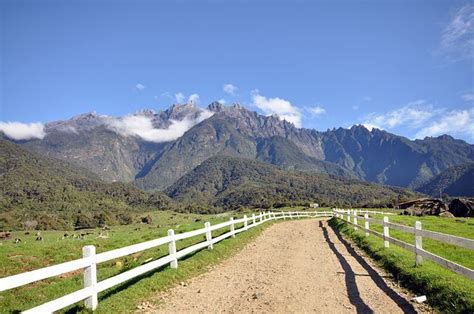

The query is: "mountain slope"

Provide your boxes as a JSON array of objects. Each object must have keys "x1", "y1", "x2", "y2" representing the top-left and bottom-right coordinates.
[
  {"x1": 0, "y1": 140, "x2": 174, "y2": 230},
  {"x1": 415, "y1": 162, "x2": 474, "y2": 197},
  {"x1": 18, "y1": 104, "x2": 207, "y2": 182},
  {"x1": 166, "y1": 155, "x2": 416, "y2": 209},
  {"x1": 256, "y1": 136, "x2": 356, "y2": 178},
  {"x1": 23, "y1": 125, "x2": 166, "y2": 182},
  {"x1": 9, "y1": 103, "x2": 474, "y2": 191},
  {"x1": 136, "y1": 104, "x2": 338, "y2": 190},
  {"x1": 321, "y1": 126, "x2": 474, "y2": 188}
]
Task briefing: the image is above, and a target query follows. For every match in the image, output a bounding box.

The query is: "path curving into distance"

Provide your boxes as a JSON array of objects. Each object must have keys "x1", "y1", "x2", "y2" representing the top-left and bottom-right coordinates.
[{"x1": 142, "y1": 219, "x2": 428, "y2": 313}]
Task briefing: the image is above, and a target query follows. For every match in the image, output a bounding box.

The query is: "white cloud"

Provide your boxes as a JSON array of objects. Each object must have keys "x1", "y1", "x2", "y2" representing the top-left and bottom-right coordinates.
[
  {"x1": 462, "y1": 93, "x2": 474, "y2": 101},
  {"x1": 0, "y1": 122, "x2": 46, "y2": 140},
  {"x1": 362, "y1": 101, "x2": 433, "y2": 130},
  {"x1": 415, "y1": 108, "x2": 474, "y2": 139},
  {"x1": 251, "y1": 91, "x2": 301, "y2": 127},
  {"x1": 361, "y1": 123, "x2": 380, "y2": 131},
  {"x1": 107, "y1": 110, "x2": 213, "y2": 143},
  {"x1": 175, "y1": 92, "x2": 185, "y2": 103},
  {"x1": 307, "y1": 106, "x2": 326, "y2": 117},
  {"x1": 223, "y1": 84, "x2": 238, "y2": 95},
  {"x1": 188, "y1": 93, "x2": 200, "y2": 104},
  {"x1": 439, "y1": 4, "x2": 474, "y2": 61},
  {"x1": 218, "y1": 99, "x2": 226, "y2": 104},
  {"x1": 135, "y1": 83, "x2": 146, "y2": 91}
]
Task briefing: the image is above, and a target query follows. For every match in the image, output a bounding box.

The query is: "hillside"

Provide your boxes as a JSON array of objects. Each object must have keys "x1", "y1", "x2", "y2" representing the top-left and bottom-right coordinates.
[
  {"x1": 166, "y1": 155, "x2": 417, "y2": 210},
  {"x1": 0, "y1": 140, "x2": 174, "y2": 230},
  {"x1": 416, "y1": 162, "x2": 474, "y2": 197}
]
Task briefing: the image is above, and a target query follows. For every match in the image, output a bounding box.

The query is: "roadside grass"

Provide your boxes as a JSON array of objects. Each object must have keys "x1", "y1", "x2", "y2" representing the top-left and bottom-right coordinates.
[
  {"x1": 351, "y1": 212, "x2": 474, "y2": 269},
  {"x1": 329, "y1": 217, "x2": 474, "y2": 313},
  {"x1": 0, "y1": 210, "x2": 238, "y2": 313}
]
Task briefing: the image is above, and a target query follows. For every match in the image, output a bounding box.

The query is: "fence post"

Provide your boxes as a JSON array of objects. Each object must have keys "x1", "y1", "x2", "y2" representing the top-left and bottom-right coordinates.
[
  {"x1": 83, "y1": 245, "x2": 98, "y2": 310},
  {"x1": 259, "y1": 212, "x2": 263, "y2": 223},
  {"x1": 364, "y1": 213, "x2": 369, "y2": 237},
  {"x1": 252, "y1": 213, "x2": 256, "y2": 224},
  {"x1": 243, "y1": 215, "x2": 248, "y2": 230},
  {"x1": 383, "y1": 216, "x2": 389, "y2": 248},
  {"x1": 230, "y1": 217, "x2": 235, "y2": 238},
  {"x1": 205, "y1": 222, "x2": 213, "y2": 250},
  {"x1": 415, "y1": 221, "x2": 423, "y2": 265},
  {"x1": 167, "y1": 229, "x2": 178, "y2": 269},
  {"x1": 354, "y1": 210, "x2": 358, "y2": 230},
  {"x1": 347, "y1": 210, "x2": 351, "y2": 222}
]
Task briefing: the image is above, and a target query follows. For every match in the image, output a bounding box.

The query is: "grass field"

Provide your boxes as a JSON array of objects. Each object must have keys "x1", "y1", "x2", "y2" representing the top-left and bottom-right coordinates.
[
  {"x1": 0, "y1": 210, "x2": 275, "y2": 313},
  {"x1": 349, "y1": 211, "x2": 474, "y2": 269},
  {"x1": 330, "y1": 213, "x2": 474, "y2": 312}
]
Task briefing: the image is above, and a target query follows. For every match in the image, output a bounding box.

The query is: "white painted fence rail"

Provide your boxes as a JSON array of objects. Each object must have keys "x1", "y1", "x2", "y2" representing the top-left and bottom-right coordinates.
[
  {"x1": 333, "y1": 209, "x2": 474, "y2": 280},
  {"x1": 0, "y1": 210, "x2": 333, "y2": 313}
]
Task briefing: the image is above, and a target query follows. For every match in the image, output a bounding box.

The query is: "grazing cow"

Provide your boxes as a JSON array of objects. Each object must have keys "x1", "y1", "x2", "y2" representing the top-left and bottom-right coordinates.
[
  {"x1": 96, "y1": 232, "x2": 109, "y2": 239},
  {"x1": 0, "y1": 232, "x2": 11, "y2": 240},
  {"x1": 35, "y1": 236, "x2": 43, "y2": 241},
  {"x1": 14, "y1": 238, "x2": 22, "y2": 244}
]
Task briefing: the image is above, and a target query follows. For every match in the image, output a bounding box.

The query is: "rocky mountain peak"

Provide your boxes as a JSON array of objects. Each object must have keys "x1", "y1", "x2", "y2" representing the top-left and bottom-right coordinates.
[
  {"x1": 208, "y1": 101, "x2": 225, "y2": 112},
  {"x1": 135, "y1": 109, "x2": 157, "y2": 117}
]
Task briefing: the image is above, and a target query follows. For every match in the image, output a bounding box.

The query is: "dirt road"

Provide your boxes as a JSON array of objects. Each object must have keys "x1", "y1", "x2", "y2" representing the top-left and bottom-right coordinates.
[{"x1": 145, "y1": 219, "x2": 426, "y2": 313}]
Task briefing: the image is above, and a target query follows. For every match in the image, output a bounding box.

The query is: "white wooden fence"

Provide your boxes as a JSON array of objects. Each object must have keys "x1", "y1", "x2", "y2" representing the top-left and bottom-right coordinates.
[
  {"x1": 0, "y1": 210, "x2": 332, "y2": 313},
  {"x1": 333, "y1": 209, "x2": 474, "y2": 280}
]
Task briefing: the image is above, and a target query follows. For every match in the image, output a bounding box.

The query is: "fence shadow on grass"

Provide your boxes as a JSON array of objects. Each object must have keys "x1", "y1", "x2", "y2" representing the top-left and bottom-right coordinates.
[{"x1": 321, "y1": 220, "x2": 416, "y2": 314}]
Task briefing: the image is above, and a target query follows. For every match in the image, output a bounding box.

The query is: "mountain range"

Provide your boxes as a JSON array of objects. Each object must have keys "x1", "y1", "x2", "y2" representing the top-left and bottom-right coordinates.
[{"x1": 3, "y1": 102, "x2": 474, "y2": 197}]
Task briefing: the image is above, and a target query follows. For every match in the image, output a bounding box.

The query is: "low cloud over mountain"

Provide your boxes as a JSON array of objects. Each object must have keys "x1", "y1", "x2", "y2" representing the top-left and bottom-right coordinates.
[
  {"x1": 0, "y1": 121, "x2": 46, "y2": 140},
  {"x1": 106, "y1": 109, "x2": 213, "y2": 143}
]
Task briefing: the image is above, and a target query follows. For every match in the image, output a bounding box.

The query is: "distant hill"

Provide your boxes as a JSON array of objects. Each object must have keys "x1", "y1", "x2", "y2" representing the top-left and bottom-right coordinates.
[
  {"x1": 0, "y1": 140, "x2": 174, "y2": 230},
  {"x1": 416, "y1": 162, "x2": 474, "y2": 197},
  {"x1": 166, "y1": 155, "x2": 417, "y2": 210}
]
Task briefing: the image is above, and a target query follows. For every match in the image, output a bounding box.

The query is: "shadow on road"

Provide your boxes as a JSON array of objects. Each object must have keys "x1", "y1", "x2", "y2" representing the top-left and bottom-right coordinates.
[
  {"x1": 319, "y1": 221, "x2": 416, "y2": 314},
  {"x1": 319, "y1": 221, "x2": 372, "y2": 313}
]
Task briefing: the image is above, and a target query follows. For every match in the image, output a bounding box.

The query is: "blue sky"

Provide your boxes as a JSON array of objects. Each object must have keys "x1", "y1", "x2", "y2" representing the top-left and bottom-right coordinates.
[{"x1": 1, "y1": 0, "x2": 473, "y2": 142}]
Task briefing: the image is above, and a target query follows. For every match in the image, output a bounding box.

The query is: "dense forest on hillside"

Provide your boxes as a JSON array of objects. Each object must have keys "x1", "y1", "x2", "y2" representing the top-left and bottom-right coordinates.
[
  {"x1": 167, "y1": 156, "x2": 418, "y2": 211},
  {"x1": 416, "y1": 162, "x2": 474, "y2": 197},
  {"x1": 0, "y1": 140, "x2": 174, "y2": 230}
]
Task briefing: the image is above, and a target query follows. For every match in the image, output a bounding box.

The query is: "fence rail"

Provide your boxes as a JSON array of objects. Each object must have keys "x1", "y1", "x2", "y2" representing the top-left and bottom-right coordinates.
[
  {"x1": 0, "y1": 210, "x2": 332, "y2": 313},
  {"x1": 333, "y1": 209, "x2": 474, "y2": 280}
]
